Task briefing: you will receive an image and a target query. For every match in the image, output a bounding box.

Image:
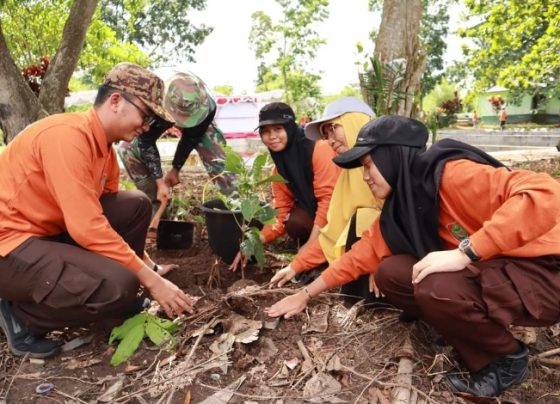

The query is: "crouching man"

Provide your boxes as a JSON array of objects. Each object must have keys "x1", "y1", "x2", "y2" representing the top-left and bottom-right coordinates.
[{"x1": 0, "y1": 62, "x2": 193, "y2": 358}]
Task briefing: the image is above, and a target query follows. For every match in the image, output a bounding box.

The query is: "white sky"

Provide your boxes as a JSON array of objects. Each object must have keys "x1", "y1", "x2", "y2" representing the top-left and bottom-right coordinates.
[{"x1": 172, "y1": 0, "x2": 464, "y2": 95}]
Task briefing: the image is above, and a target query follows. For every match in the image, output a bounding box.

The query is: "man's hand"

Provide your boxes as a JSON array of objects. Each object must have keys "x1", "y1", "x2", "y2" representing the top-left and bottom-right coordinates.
[
  {"x1": 164, "y1": 167, "x2": 181, "y2": 187},
  {"x1": 264, "y1": 290, "x2": 310, "y2": 319},
  {"x1": 269, "y1": 265, "x2": 296, "y2": 288},
  {"x1": 228, "y1": 251, "x2": 248, "y2": 272},
  {"x1": 137, "y1": 265, "x2": 193, "y2": 318},
  {"x1": 155, "y1": 178, "x2": 170, "y2": 204},
  {"x1": 412, "y1": 249, "x2": 472, "y2": 284},
  {"x1": 156, "y1": 263, "x2": 178, "y2": 276}
]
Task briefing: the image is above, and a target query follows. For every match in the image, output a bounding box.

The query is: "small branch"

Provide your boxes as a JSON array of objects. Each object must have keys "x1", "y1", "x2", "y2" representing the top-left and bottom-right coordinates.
[{"x1": 536, "y1": 348, "x2": 560, "y2": 359}]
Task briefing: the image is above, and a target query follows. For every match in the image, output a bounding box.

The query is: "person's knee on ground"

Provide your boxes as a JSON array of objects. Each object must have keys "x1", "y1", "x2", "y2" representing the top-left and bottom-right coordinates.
[
  {"x1": 284, "y1": 205, "x2": 314, "y2": 245},
  {"x1": 375, "y1": 254, "x2": 421, "y2": 321}
]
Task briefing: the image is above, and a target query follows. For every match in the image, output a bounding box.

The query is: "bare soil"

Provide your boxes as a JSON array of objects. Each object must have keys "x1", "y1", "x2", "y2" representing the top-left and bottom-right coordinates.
[{"x1": 1, "y1": 159, "x2": 560, "y2": 404}]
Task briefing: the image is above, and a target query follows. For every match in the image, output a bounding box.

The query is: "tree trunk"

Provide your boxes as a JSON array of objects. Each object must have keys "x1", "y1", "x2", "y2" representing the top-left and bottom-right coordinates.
[
  {"x1": 375, "y1": 0, "x2": 425, "y2": 117},
  {"x1": 39, "y1": 0, "x2": 99, "y2": 114},
  {"x1": 0, "y1": 20, "x2": 46, "y2": 142}
]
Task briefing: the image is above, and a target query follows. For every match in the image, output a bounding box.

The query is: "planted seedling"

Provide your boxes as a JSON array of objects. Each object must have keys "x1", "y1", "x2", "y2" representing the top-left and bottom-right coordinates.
[{"x1": 202, "y1": 146, "x2": 285, "y2": 273}]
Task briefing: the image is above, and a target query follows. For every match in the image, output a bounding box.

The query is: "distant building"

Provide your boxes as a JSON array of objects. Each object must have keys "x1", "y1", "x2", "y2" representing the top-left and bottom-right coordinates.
[{"x1": 478, "y1": 86, "x2": 560, "y2": 124}]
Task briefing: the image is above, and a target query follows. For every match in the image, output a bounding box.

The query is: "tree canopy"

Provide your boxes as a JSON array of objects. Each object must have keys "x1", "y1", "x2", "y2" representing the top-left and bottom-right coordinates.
[
  {"x1": 249, "y1": 0, "x2": 329, "y2": 106},
  {"x1": 100, "y1": 0, "x2": 212, "y2": 65},
  {"x1": 460, "y1": 0, "x2": 560, "y2": 97},
  {"x1": 1, "y1": 0, "x2": 212, "y2": 85}
]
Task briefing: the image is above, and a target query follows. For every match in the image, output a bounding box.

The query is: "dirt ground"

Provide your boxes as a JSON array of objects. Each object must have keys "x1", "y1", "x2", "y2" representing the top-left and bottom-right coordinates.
[{"x1": 1, "y1": 159, "x2": 560, "y2": 404}]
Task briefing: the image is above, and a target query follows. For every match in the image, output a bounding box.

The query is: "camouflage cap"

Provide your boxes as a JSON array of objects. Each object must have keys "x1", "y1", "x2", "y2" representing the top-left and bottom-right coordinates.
[
  {"x1": 163, "y1": 72, "x2": 213, "y2": 128},
  {"x1": 103, "y1": 62, "x2": 175, "y2": 124}
]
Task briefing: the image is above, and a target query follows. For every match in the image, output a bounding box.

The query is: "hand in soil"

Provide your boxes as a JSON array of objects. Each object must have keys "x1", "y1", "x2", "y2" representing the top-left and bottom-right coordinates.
[
  {"x1": 148, "y1": 276, "x2": 194, "y2": 318},
  {"x1": 228, "y1": 251, "x2": 248, "y2": 272},
  {"x1": 156, "y1": 263, "x2": 178, "y2": 276},
  {"x1": 265, "y1": 290, "x2": 310, "y2": 319},
  {"x1": 269, "y1": 265, "x2": 296, "y2": 287}
]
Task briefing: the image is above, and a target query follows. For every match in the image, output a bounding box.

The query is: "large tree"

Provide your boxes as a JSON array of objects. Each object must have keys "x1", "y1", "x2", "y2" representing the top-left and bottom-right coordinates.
[
  {"x1": 99, "y1": 0, "x2": 212, "y2": 64},
  {"x1": 374, "y1": 0, "x2": 424, "y2": 117},
  {"x1": 460, "y1": 0, "x2": 560, "y2": 98},
  {"x1": 0, "y1": 0, "x2": 98, "y2": 141},
  {"x1": 249, "y1": 0, "x2": 329, "y2": 106}
]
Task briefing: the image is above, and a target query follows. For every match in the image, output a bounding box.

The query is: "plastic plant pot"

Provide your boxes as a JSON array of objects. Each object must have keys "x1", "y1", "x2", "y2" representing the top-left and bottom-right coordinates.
[
  {"x1": 156, "y1": 220, "x2": 195, "y2": 250},
  {"x1": 200, "y1": 199, "x2": 243, "y2": 264}
]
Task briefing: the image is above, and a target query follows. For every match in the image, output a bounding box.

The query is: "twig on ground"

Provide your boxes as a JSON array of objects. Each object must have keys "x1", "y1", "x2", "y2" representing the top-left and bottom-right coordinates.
[
  {"x1": 113, "y1": 349, "x2": 232, "y2": 403},
  {"x1": 54, "y1": 388, "x2": 89, "y2": 404},
  {"x1": 536, "y1": 347, "x2": 560, "y2": 359},
  {"x1": 5, "y1": 353, "x2": 28, "y2": 399}
]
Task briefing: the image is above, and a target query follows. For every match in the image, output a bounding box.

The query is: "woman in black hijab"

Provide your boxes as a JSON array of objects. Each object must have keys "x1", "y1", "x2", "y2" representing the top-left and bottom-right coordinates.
[
  {"x1": 229, "y1": 102, "x2": 339, "y2": 272},
  {"x1": 266, "y1": 115, "x2": 560, "y2": 398}
]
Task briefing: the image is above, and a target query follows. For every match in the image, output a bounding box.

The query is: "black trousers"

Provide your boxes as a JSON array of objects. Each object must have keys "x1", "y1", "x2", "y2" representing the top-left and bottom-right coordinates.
[{"x1": 0, "y1": 191, "x2": 151, "y2": 334}]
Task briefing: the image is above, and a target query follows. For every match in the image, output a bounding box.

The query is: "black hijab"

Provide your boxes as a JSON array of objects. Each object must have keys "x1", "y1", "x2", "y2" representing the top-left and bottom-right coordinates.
[
  {"x1": 333, "y1": 115, "x2": 506, "y2": 258},
  {"x1": 376, "y1": 138, "x2": 506, "y2": 258},
  {"x1": 269, "y1": 120, "x2": 318, "y2": 217}
]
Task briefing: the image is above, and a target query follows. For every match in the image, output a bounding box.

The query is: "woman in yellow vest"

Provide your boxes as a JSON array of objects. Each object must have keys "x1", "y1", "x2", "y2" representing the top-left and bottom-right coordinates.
[{"x1": 269, "y1": 97, "x2": 384, "y2": 303}]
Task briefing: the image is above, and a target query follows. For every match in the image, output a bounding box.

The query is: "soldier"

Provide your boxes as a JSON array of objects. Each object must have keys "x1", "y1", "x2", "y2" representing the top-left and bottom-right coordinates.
[{"x1": 118, "y1": 71, "x2": 236, "y2": 221}]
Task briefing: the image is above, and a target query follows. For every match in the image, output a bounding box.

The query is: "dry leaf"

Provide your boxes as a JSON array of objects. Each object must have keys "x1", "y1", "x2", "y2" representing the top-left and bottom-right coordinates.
[
  {"x1": 256, "y1": 337, "x2": 278, "y2": 364},
  {"x1": 302, "y1": 303, "x2": 330, "y2": 334},
  {"x1": 285, "y1": 358, "x2": 300, "y2": 370},
  {"x1": 226, "y1": 313, "x2": 262, "y2": 344},
  {"x1": 510, "y1": 325, "x2": 537, "y2": 345},
  {"x1": 302, "y1": 372, "x2": 344, "y2": 403}
]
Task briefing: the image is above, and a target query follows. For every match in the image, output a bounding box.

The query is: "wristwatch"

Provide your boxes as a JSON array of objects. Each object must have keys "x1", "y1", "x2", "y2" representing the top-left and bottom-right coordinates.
[{"x1": 458, "y1": 238, "x2": 480, "y2": 262}]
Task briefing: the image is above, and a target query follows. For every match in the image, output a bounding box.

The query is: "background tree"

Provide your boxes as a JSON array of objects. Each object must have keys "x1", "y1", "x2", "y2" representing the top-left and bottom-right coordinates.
[
  {"x1": 248, "y1": 0, "x2": 329, "y2": 107},
  {"x1": 364, "y1": 0, "x2": 425, "y2": 116},
  {"x1": 212, "y1": 85, "x2": 234, "y2": 96},
  {"x1": 0, "y1": 0, "x2": 98, "y2": 141},
  {"x1": 364, "y1": 0, "x2": 455, "y2": 116},
  {"x1": 460, "y1": 0, "x2": 560, "y2": 99},
  {"x1": 99, "y1": 0, "x2": 212, "y2": 65}
]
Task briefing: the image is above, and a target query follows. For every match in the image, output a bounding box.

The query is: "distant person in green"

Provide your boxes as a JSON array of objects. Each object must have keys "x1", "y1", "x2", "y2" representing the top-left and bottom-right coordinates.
[{"x1": 118, "y1": 71, "x2": 236, "y2": 220}]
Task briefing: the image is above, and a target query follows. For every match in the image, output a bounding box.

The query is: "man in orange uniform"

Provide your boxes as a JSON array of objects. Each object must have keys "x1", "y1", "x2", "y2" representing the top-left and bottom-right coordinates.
[
  {"x1": 266, "y1": 115, "x2": 560, "y2": 397},
  {"x1": 0, "y1": 63, "x2": 193, "y2": 359}
]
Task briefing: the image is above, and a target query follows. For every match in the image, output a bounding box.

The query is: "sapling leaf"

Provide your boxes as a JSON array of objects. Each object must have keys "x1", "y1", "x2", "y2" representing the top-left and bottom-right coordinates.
[
  {"x1": 110, "y1": 323, "x2": 145, "y2": 366},
  {"x1": 145, "y1": 321, "x2": 175, "y2": 348},
  {"x1": 256, "y1": 174, "x2": 287, "y2": 187},
  {"x1": 109, "y1": 313, "x2": 148, "y2": 344},
  {"x1": 254, "y1": 206, "x2": 278, "y2": 225},
  {"x1": 223, "y1": 146, "x2": 245, "y2": 174},
  {"x1": 240, "y1": 199, "x2": 260, "y2": 223},
  {"x1": 241, "y1": 228, "x2": 266, "y2": 268},
  {"x1": 251, "y1": 153, "x2": 268, "y2": 181},
  {"x1": 148, "y1": 315, "x2": 180, "y2": 333}
]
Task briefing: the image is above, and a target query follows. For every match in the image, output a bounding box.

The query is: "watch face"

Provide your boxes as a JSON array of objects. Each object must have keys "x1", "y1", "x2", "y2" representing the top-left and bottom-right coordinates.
[{"x1": 459, "y1": 238, "x2": 469, "y2": 250}]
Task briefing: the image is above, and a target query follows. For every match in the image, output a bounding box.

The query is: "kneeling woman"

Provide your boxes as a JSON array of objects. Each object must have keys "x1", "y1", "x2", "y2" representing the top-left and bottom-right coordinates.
[
  {"x1": 269, "y1": 97, "x2": 383, "y2": 303},
  {"x1": 229, "y1": 102, "x2": 339, "y2": 271},
  {"x1": 266, "y1": 115, "x2": 560, "y2": 398}
]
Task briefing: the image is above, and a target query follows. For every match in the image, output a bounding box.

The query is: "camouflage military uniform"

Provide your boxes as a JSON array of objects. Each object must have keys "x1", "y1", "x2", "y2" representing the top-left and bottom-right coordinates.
[
  {"x1": 118, "y1": 71, "x2": 236, "y2": 215},
  {"x1": 117, "y1": 114, "x2": 235, "y2": 211}
]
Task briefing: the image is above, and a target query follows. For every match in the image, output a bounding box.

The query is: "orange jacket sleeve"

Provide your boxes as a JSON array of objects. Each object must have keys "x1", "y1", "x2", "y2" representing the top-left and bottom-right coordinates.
[
  {"x1": 260, "y1": 167, "x2": 294, "y2": 243},
  {"x1": 291, "y1": 237, "x2": 327, "y2": 272},
  {"x1": 311, "y1": 140, "x2": 340, "y2": 228},
  {"x1": 320, "y1": 218, "x2": 392, "y2": 288}
]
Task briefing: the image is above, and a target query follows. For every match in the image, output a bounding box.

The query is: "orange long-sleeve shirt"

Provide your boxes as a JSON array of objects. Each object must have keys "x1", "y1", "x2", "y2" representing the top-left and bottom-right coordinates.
[
  {"x1": 321, "y1": 159, "x2": 560, "y2": 288},
  {"x1": 260, "y1": 140, "x2": 340, "y2": 243},
  {"x1": 0, "y1": 109, "x2": 145, "y2": 272}
]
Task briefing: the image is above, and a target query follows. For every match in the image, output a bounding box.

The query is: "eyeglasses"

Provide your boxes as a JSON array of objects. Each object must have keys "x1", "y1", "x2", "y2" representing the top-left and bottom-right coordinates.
[
  {"x1": 320, "y1": 123, "x2": 340, "y2": 139},
  {"x1": 121, "y1": 93, "x2": 156, "y2": 127}
]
